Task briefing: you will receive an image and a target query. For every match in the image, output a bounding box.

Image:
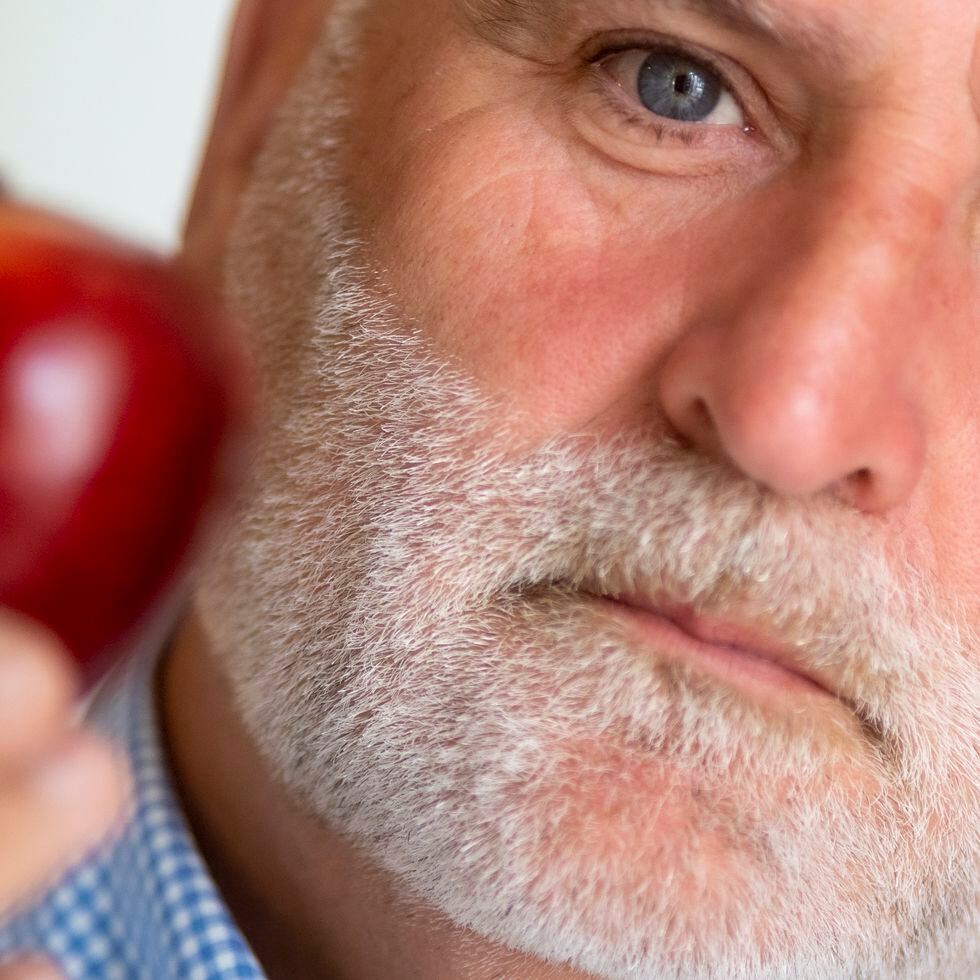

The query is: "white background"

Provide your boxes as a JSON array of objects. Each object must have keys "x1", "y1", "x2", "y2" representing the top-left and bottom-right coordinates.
[{"x1": 0, "y1": 0, "x2": 236, "y2": 251}]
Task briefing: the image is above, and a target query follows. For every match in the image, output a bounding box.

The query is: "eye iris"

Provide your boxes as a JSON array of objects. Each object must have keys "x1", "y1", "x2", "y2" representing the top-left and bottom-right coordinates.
[{"x1": 637, "y1": 52, "x2": 723, "y2": 123}]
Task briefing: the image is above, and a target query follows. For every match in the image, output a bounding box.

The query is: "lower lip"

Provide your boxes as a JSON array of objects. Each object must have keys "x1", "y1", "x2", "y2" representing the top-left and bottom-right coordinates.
[{"x1": 590, "y1": 597, "x2": 832, "y2": 702}]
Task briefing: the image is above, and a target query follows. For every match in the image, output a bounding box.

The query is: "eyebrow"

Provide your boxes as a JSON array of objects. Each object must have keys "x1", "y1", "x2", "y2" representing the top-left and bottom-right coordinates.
[{"x1": 464, "y1": 0, "x2": 861, "y2": 66}]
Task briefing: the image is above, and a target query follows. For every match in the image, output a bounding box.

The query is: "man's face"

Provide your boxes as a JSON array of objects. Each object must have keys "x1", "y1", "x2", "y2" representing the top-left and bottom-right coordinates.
[
  {"x1": 199, "y1": 0, "x2": 980, "y2": 977},
  {"x1": 348, "y1": 0, "x2": 978, "y2": 497}
]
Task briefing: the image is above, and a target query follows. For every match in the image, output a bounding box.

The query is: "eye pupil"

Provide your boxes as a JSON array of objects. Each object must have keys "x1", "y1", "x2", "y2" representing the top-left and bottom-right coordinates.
[
  {"x1": 674, "y1": 73, "x2": 695, "y2": 96},
  {"x1": 637, "y1": 52, "x2": 723, "y2": 123}
]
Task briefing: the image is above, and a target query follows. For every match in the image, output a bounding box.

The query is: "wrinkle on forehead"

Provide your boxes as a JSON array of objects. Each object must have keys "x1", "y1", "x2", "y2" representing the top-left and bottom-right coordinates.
[{"x1": 462, "y1": 0, "x2": 866, "y2": 64}]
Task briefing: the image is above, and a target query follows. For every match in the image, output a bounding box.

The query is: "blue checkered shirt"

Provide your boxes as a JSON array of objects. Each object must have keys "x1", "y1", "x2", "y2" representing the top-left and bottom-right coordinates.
[{"x1": 0, "y1": 645, "x2": 266, "y2": 979}]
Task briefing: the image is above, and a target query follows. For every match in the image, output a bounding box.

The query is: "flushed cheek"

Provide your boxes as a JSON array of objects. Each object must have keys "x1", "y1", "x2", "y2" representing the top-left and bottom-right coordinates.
[{"x1": 367, "y1": 116, "x2": 714, "y2": 442}]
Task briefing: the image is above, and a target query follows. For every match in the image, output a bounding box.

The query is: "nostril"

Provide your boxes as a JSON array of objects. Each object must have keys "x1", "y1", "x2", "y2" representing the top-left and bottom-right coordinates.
[
  {"x1": 838, "y1": 467, "x2": 876, "y2": 510},
  {"x1": 686, "y1": 396, "x2": 718, "y2": 448},
  {"x1": 692, "y1": 397, "x2": 712, "y2": 430},
  {"x1": 667, "y1": 393, "x2": 729, "y2": 459}
]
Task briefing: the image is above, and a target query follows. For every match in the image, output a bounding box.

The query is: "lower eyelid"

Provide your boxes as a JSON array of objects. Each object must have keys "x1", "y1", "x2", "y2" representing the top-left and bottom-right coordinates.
[
  {"x1": 568, "y1": 83, "x2": 778, "y2": 179},
  {"x1": 594, "y1": 81, "x2": 696, "y2": 145}
]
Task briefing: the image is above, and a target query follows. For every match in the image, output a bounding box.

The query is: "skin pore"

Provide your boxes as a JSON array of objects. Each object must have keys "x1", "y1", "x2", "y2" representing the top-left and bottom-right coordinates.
[{"x1": 164, "y1": 0, "x2": 980, "y2": 977}]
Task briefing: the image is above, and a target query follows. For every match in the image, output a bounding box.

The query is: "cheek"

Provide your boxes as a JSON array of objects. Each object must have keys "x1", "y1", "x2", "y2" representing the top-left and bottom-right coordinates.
[{"x1": 367, "y1": 110, "x2": 713, "y2": 440}]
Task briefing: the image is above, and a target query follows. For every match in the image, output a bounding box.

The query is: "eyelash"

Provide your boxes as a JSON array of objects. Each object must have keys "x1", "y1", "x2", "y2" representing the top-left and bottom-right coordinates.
[{"x1": 583, "y1": 38, "x2": 757, "y2": 148}]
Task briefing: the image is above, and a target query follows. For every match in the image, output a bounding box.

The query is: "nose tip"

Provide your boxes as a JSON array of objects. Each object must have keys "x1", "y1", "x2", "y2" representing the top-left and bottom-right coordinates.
[{"x1": 659, "y1": 329, "x2": 926, "y2": 514}]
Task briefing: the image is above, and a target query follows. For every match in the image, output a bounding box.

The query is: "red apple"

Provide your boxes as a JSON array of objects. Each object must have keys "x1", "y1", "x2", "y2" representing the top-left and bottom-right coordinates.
[{"x1": 0, "y1": 202, "x2": 251, "y2": 685}]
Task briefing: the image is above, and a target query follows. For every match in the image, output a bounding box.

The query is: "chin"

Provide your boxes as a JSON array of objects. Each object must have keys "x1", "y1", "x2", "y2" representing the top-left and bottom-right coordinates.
[{"x1": 424, "y1": 713, "x2": 905, "y2": 980}]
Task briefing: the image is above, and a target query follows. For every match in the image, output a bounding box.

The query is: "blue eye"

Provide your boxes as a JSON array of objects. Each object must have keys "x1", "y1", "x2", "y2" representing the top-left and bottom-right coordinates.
[
  {"x1": 599, "y1": 47, "x2": 747, "y2": 129},
  {"x1": 637, "y1": 52, "x2": 723, "y2": 123}
]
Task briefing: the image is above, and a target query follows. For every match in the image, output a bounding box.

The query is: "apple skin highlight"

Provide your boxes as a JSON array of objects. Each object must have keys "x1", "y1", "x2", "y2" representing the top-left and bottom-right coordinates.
[{"x1": 0, "y1": 204, "x2": 251, "y2": 684}]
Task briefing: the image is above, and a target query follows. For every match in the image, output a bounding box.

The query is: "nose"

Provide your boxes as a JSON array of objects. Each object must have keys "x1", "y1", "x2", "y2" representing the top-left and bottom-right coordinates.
[{"x1": 657, "y1": 175, "x2": 944, "y2": 513}]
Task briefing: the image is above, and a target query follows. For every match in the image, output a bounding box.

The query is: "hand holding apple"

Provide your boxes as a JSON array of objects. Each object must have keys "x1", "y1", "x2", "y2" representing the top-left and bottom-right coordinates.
[{"x1": 0, "y1": 199, "x2": 249, "y2": 950}]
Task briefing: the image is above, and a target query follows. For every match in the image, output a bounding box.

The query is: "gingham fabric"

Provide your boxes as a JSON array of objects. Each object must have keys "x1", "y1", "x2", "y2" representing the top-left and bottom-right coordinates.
[{"x1": 0, "y1": 644, "x2": 266, "y2": 979}]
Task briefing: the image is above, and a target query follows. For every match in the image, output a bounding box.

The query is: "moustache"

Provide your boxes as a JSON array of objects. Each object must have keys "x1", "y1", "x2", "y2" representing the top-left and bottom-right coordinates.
[{"x1": 374, "y1": 419, "x2": 965, "y2": 754}]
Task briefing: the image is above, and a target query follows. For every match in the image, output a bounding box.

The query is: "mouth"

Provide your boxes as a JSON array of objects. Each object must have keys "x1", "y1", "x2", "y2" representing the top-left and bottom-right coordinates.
[{"x1": 584, "y1": 591, "x2": 838, "y2": 704}]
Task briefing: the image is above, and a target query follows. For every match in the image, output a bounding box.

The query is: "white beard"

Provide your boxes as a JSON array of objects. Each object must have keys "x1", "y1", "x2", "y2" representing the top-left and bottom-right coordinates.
[{"x1": 196, "y1": 6, "x2": 980, "y2": 977}]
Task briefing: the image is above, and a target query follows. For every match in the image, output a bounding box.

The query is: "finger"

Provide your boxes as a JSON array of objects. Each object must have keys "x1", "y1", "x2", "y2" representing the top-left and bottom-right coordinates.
[
  {"x1": 0, "y1": 955, "x2": 64, "y2": 980},
  {"x1": 0, "y1": 612, "x2": 78, "y2": 768},
  {"x1": 0, "y1": 731, "x2": 129, "y2": 916}
]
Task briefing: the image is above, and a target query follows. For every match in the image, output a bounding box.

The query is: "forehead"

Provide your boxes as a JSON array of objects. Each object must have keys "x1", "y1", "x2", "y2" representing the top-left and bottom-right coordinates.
[
  {"x1": 462, "y1": 0, "x2": 973, "y2": 62},
  {"x1": 466, "y1": 0, "x2": 850, "y2": 39}
]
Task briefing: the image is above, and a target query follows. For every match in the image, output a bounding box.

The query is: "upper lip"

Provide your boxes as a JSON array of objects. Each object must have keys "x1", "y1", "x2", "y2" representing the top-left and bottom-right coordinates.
[{"x1": 583, "y1": 588, "x2": 840, "y2": 700}]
